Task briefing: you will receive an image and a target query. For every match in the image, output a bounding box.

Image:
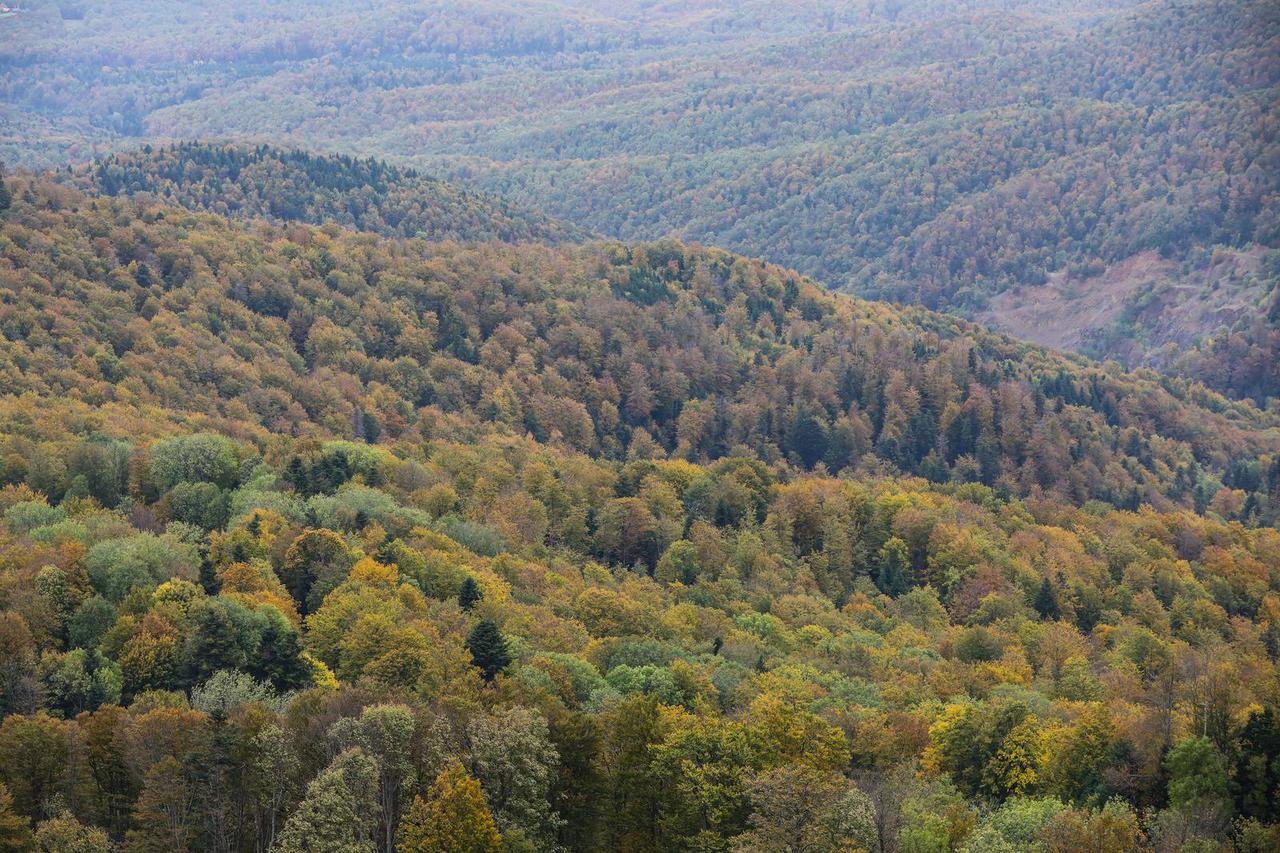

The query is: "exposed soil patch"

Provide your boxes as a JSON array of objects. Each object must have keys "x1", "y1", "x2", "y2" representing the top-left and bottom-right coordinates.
[{"x1": 978, "y1": 247, "x2": 1269, "y2": 367}]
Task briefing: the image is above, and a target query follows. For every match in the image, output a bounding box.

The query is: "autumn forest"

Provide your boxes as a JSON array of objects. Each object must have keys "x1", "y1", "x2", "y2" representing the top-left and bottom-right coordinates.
[{"x1": 1, "y1": 1, "x2": 1279, "y2": 852}]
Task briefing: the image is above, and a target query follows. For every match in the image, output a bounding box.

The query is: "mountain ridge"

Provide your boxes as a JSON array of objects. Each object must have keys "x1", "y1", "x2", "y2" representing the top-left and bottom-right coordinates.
[
  {"x1": 66, "y1": 141, "x2": 589, "y2": 245},
  {"x1": 3, "y1": 169, "x2": 1277, "y2": 523}
]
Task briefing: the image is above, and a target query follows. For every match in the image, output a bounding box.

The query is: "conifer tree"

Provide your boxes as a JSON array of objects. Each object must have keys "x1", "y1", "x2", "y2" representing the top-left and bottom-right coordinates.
[
  {"x1": 466, "y1": 619, "x2": 511, "y2": 683},
  {"x1": 458, "y1": 577, "x2": 482, "y2": 612},
  {"x1": 1034, "y1": 578, "x2": 1062, "y2": 620}
]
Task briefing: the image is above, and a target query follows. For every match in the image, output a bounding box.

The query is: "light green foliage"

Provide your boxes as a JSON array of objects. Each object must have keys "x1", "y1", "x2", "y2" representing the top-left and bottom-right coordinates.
[
  {"x1": 159, "y1": 481, "x2": 230, "y2": 530},
  {"x1": 273, "y1": 749, "x2": 380, "y2": 853},
  {"x1": 4, "y1": 500, "x2": 66, "y2": 534},
  {"x1": 149, "y1": 432, "x2": 240, "y2": 491},
  {"x1": 250, "y1": 724, "x2": 299, "y2": 852},
  {"x1": 466, "y1": 708, "x2": 563, "y2": 847},
  {"x1": 86, "y1": 533, "x2": 199, "y2": 602},
  {"x1": 190, "y1": 669, "x2": 287, "y2": 715},
  {"x1": 656, "y1": 539, "x2": 701, "y2": 586},
  {"x1": 818, "y1": 785, "x2": 880, "y2": 852},
  {"x1": 981, "y1": 797, "x2": 1068, "y2": 852},
  {"x1": 897, "y1": 775, "x2": 973, "y2": 853},
  {"x1": 39, "y1": 648, "x2": 122, "y2": 716},
  {"x1": 329, "y1": 704, "x2": 419, "y2": 853},
  {"x1": 1165, "y1": 736, "x2": 1229, "y2": 811},
  {"x1": 309, "y1": 485, "x2": 431, "y2": 535}
]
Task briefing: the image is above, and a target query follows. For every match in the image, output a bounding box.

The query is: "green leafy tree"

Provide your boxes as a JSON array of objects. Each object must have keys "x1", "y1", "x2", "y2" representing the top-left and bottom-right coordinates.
[
  {"x1": 273, "y1": 749, "x2": 379, "y2": 853},
  {"x1": 983, "y1": 717, "x2": 1044, "y2": 801},
  {"x1": 983, "y1": 796, "x2": 1068, "y2": 850},
  {"x1": 818, "y1": 785, "x2": 880, "y2": 853},
  {"x1": 40, "y1": 648, "x2": 123, "y2": 716},
  {"x1": 876, "y1": 537, "x2": 911, "y2": 597},
  {"x1": 149, "y1": 433, "x2": 239, "y2": 491},
  {"x1": 329, "y1": 704, "x2": 418, "y2": 853},
  {"x1": 248, "y1": 723, "x2": 298, "y2": 852},
  {"x1": 1162, "y1": 734, "x2": 1232, "y2": 839},
  {"x1": 467, "y1": 708, "x2": 563, "y2": 846},
  {"x1": 1166, "y1": 736, "x2": 1229, "y2": 810},
  {"x1": 655, "y1": 540, "x2": 701, "y2": 586},
  {"x1": 67, "y1": 597, "x2": 117, "y2": 650}
]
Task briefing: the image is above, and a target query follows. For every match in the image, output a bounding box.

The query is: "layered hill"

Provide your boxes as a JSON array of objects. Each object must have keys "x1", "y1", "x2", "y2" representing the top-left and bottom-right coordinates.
[
  {"x1": 4, "y1": 0, "x2": 1277, "y2": 401},
  {"x1": 1, "y1": 164, "x2": 1280, "y2": 852},
  {"x1": 67, "y1": 142, "x2": 587, "y2": 244},
  {"x1": 2, "y1": 171, "x2": 1277, "y2": 520}
]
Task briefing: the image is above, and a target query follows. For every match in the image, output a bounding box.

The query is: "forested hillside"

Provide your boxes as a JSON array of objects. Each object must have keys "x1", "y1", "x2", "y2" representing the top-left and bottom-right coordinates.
[
  {"x1": 4, "y1": 0, "x2": 1277, "y2": 401},
  {"x1": 69, "y1": 143, "x2": 587, "y2": 244},
  {"x1": 2, "y1": 172, "x2": 1280, "y2": 851},
  {"x1": 3, "y1": 175, "x2": 1277, "y2": 515}
]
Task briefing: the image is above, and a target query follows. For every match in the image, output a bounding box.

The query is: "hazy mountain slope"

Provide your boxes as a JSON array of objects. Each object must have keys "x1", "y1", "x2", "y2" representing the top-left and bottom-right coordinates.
[
  {"x1": 3, "y1": 0, "x2": 1276, "y2": 402},
  {"x1": 67, "y1": 142, "x2": 587, "y2": 244}
]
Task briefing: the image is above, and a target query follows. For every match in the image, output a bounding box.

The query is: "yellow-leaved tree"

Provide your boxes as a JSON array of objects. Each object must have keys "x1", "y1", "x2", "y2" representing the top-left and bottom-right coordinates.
[{"x1": 397, "y1": 763, "x2": 501, "y2": 853}]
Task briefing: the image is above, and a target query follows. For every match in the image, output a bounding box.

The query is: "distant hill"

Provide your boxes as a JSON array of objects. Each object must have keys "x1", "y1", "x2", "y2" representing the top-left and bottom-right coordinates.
[
  {"x1": 4, "y1": 0, "x2": 1277, "y2": 403},
  {"x1": 68, "y1": 142, "x2": 588, "y2": 244}
]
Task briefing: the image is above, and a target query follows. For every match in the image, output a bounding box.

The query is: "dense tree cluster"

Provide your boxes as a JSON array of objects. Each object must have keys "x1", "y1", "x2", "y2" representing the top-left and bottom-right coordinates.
[
  {"x1": 1, "y1": 350, "x2": 1280, "y2": 850},
  {"x1": 1, "y1": 175, "x2": 1277, "y2": 523},
  {"x1": 1, "y1": 165, "x2": 1280, "y2": 850},
  {"x1": 6, "y1": 0, "x2": 1276, "y2": 402},
  {"x1": 72, "y1": 143, "x2": 585, "y2": 245},
  {"x1": 1165, "y1": 277, "x2": 1280, "y2": 408},
  {"x1": 2, "y1": 371, "x2": 1280, "y2": 852}
]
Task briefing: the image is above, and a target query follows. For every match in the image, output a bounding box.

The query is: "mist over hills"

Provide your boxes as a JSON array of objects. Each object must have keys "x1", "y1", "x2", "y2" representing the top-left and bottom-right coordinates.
[{"x1": 4, "y1": 0, "x2": 1277, "y2": 401}]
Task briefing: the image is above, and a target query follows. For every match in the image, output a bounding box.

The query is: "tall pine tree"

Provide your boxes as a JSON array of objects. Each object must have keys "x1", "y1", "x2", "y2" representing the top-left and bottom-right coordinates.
[
  {"x1": 458, "y1": 577, "x2": 483, "y2": 612},
  {"x1": 466, "y1": 619, "x2": 511, "y2": 683},
  {"x1": 1033, "y1": 578, "x2": 1061, "y2": 620}
]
